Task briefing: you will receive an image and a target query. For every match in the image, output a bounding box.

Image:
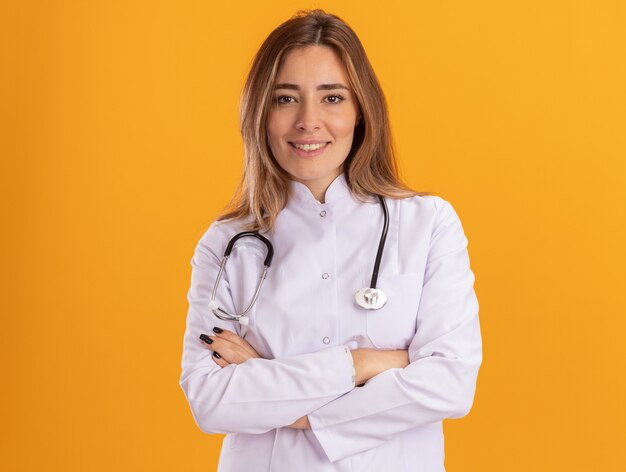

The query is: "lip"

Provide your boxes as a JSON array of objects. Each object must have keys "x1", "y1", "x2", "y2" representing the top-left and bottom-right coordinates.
[
  {"x1": 289, "y1": 139, "x2": 330, "y2": 145},
  {"x1": 288, "y1": 140, "x2": 331, "y2": 158}
]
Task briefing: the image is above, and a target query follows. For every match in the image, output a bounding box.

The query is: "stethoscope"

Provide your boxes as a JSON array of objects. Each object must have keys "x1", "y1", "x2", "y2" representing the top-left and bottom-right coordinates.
[{"x1": 209, "y1": 196, "x2": 389, "y2": 325}]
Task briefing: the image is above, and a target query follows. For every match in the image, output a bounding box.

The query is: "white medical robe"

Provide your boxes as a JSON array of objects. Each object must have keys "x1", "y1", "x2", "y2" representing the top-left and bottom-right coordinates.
[{"x1": 180, "y1": 173, "x2": 482, "y2": 471}]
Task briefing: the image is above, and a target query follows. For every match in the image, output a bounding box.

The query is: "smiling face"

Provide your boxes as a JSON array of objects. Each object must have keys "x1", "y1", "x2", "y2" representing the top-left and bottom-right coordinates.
[{"x1": 266, "y1": 45, "x2": 360, "y2": 202}]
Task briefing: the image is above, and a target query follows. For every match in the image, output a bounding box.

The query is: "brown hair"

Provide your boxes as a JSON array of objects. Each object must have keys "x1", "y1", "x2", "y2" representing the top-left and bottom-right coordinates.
[{"x1": 219, "y1": 9, "x2": 428, "y2": 231}]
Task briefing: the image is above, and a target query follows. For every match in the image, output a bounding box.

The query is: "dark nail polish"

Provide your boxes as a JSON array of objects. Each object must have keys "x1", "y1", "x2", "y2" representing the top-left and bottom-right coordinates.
[
  {"x1": 213, "y1": 351, "x2": 222, "y2": 359},
  {"x1": 213, "y1": 327, "x2": 223, "y2": 334},
  {"x1": 200, "y1": 334, "x2": 213, "y2": 344}
]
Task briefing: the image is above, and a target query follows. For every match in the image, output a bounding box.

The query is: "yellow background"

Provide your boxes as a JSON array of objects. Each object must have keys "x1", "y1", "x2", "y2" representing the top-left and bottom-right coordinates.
[{"x1": 2, "y1": 0, "x2": 625, "y2": 470}]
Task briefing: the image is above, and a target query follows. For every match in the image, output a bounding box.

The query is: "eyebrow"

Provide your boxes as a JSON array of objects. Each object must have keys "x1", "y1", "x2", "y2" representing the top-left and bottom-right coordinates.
[{"x1": 274, "y1": 83, "x2": 350, "y2": 91}]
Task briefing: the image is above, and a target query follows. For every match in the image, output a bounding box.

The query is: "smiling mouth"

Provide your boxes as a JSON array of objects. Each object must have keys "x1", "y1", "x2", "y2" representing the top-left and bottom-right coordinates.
[{"x1": 289, "y1": 142, "x2": 330, "y2": 152}]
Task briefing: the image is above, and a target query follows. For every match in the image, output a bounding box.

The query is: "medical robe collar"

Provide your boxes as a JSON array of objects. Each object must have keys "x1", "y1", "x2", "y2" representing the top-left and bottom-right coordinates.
[{"x1": 288, "y1": 173, "x2": 352, "y2": 208}]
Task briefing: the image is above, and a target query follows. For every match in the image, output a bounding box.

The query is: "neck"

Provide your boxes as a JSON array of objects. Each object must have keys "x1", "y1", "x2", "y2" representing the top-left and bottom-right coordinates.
[
  {"x1": 305, "y1": 183, "x2": 328, "y2": 203},
  {"x1": 293, "y1": 172, "x2": 343, "y2": 204}
]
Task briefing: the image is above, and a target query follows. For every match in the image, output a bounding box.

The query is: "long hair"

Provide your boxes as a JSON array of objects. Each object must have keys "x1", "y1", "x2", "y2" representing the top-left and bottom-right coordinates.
[{"x1": 219, "y1": 9, "x2": 428, "y2": 231}]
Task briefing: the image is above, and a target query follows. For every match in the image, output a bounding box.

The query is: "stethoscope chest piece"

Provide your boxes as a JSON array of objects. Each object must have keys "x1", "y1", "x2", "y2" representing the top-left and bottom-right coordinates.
[{"x1": 355, "y1": 287, "x2": 388, "y2": 310}]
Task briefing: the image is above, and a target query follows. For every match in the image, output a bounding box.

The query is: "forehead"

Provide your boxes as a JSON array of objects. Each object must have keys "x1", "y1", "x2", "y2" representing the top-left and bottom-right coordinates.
[{"x1": 276, "y1": 45, "x2": 349, "y2": 83}]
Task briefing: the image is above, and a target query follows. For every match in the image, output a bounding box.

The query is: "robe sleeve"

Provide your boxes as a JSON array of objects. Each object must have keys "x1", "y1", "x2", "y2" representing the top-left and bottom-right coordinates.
[
  {"x1": 307, "y1": 197, "x2": 482, "y2": 462},
  {"x1": 179, "y1": 223, "x2": 356, "y2": 435}
]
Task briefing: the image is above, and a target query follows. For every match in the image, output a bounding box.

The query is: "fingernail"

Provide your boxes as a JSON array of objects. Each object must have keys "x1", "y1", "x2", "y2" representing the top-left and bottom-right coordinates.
[
  {"x1": 200, "y1": 334, "x2": 213, "y2": 344},
  {"x1": 213, "y1": 327, "x2": 223, "y2": 334},
  {"x1": 213, "y1": 351, "x2": 222, "y2": 359}
]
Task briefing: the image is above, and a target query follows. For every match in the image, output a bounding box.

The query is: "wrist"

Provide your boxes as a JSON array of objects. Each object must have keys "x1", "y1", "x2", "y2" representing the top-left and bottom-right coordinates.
[
  {"x1": 351, "y1": 348, "x2": 376, "y2": 384},
  {"x1": 351, "y1": 348, "x2": 409, "y2": 385}
]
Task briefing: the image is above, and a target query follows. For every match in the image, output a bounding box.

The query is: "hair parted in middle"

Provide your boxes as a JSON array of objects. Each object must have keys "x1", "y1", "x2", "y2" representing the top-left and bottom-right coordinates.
[{"x1": 220, "y1": 9, "x2": 427, "y2": 232}]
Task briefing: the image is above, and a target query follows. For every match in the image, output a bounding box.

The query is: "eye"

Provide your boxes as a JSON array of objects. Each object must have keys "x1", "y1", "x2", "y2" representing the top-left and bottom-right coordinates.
[
  {"x1": 325, "y1": 94, "x2": 345, "y2": 104},
  {"x1": 275, "y1": 95, "x2": 296, "y2": 105}
]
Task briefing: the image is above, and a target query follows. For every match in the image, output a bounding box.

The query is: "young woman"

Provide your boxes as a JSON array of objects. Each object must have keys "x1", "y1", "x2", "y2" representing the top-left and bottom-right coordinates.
[{"x1": 180, "y1": 9, "x2": 482, "y2": 471}]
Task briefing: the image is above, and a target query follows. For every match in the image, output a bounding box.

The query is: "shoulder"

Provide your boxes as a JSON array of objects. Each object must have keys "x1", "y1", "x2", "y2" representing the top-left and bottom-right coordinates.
[
  {"x1": 392, "y1": 194, "x2": 469, "y2": 241},
  {"x1": 393, "y1": 194, "x2": 459, "y2": 220},
  {"x1": 194, "y1": 216, "x2": 254, "y2": 261}
]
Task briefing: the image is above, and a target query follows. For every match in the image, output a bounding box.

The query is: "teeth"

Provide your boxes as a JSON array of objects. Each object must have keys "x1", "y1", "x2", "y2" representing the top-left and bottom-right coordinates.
[{"x1": 293, "y1": 142, "x2": 327, "y2": 151}]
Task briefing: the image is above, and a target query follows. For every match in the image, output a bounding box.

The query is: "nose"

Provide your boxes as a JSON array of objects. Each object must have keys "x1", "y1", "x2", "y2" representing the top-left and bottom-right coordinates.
[{"x1": 295, "y1": 99, "x2": 322, "y2": 132}]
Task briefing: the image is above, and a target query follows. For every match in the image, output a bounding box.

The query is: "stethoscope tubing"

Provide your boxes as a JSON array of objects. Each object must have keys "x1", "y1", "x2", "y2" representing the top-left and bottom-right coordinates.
[
  {"x1": 369, "y1": 195, "x2": 389, "y2": 290},
  {"x1": 224, "y1": 231, "x2": 274, "y2": 266},
  {"x1": 210, "y1": 195, "x2": 390, "y2": 323}
]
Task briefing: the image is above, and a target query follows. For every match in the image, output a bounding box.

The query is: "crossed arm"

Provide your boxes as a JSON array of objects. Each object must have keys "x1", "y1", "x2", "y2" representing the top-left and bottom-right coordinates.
[{"x1": 199, "y1": 327, "x2": 410, "y2": 429}]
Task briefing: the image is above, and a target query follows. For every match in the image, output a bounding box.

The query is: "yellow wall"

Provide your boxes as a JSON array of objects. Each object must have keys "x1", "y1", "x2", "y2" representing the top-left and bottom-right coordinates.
[{"x1": 2, "y1": 1, "x2": 625, "y2": 470}]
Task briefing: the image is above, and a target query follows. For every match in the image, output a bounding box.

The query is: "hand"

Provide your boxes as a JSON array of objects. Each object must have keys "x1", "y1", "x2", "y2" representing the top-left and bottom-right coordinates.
[
  {"x1": 200, "y1": 327, "x2": 262, "y2": 367},
  {"x1": 287, "y1": 415, "x2": 311, "y2": 430},
  {"x1": 351, "y1": 348, "x2": 409, "y2": 385}
]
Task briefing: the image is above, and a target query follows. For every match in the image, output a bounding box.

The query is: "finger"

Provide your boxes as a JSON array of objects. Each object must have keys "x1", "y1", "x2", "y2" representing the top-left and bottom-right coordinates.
[
  {"x1": 199, "y1": 335, "x2": 230, "y2": 366},
  {"x1": 199, "y1": 334, "x2": 214, "y2": 347},
  {"x1": 212, "y1": 327, "x2": 246, "y2": 346},
  {"x1": 202, "y1": 333, "x2": 249, "y2": 364},
  {"x1": 200, "y1": 334, "x2": 232, "y2": 357},
  {"x1": 212, "y1": 327, "x2": 260, "y2": 358},
  {"x1": 211, "y1": 351, "x2": 229, "y2": 368},
  {"x1": 200, "y1": 333, "x2": 234, "y2": 350}
]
